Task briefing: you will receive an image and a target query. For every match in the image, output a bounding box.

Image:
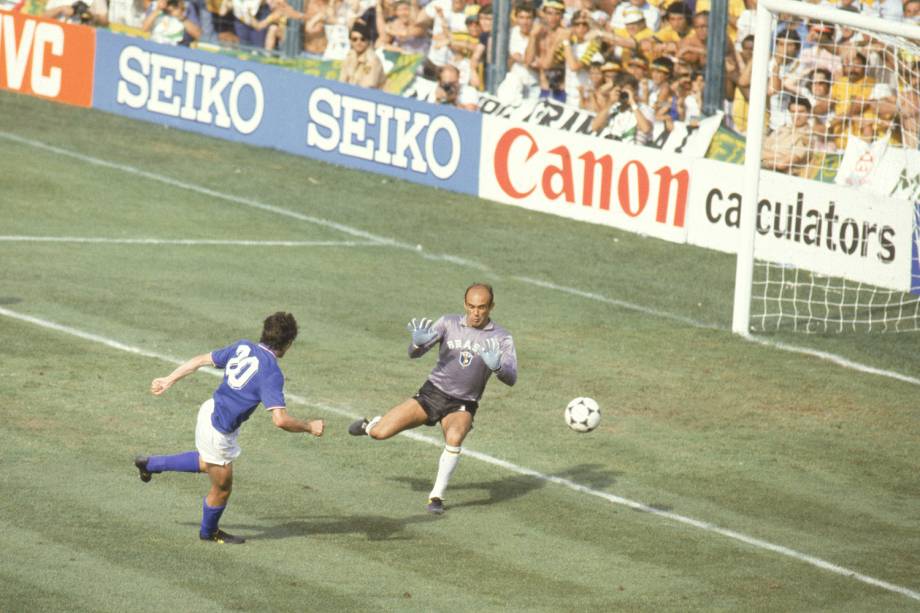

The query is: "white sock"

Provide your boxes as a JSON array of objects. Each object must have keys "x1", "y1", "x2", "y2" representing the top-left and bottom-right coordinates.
[
  {"x1": 428, "y1": 445, "x2": 461, "y2": 500},
  {"x1": 365, "y1": 415, "x2": 382, "y2": 437}
]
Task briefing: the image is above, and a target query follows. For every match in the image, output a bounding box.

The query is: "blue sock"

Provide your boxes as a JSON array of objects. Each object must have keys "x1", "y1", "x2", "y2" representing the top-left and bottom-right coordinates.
[
  {"x1": 147, "y1": 451, "x2": 200, "y2": 473},
  {"x1": 200, "y1": 498, "x2": 226, "y2": 538}
]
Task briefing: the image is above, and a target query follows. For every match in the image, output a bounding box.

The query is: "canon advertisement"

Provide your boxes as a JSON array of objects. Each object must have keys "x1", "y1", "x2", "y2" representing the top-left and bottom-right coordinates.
[{"x1": 478, "y1": 116, "x2": 691, "y2": 244}]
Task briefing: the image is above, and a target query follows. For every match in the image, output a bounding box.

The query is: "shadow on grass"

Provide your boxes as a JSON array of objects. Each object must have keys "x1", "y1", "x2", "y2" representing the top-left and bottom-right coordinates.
[
  {"x1": 184, "y1": 464, "x2": 622, "y2": 541},
  {"x1": 390, "y1": 463, "x2": 621, "y2": 510},
  {"x1": 187, "y1": 513, "x2": 441, "y2": 541}
]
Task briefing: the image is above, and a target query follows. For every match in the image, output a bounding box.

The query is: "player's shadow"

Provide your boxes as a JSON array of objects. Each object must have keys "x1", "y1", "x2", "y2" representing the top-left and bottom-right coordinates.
[
  {"x1": 184, "y1": 513, "x2": 439, "y2": 542},
  {"x1": 390, "y1": 463, "x2": 619, "y2": 510}
]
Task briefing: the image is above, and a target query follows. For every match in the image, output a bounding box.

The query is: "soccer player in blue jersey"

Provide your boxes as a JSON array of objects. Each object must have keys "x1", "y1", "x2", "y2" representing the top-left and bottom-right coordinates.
[
  {"x1": 349, "y1": 283, "x2": 518, "y2": 515},
  {"x1": 135, "y1": 312, "x2": 325, "y2": 544}
]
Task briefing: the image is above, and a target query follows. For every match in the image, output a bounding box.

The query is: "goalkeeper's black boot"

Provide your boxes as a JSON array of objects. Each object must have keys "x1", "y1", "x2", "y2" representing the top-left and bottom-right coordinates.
[
  {"x1": 134, "y1": 456, "x2": 152, "y2": 483},
  {"x1": 348, "y1": 418, "x2": 369, "y2": 436},
  {"x1": 426, "y1": 497, "x2": 445, "y2": 515}
]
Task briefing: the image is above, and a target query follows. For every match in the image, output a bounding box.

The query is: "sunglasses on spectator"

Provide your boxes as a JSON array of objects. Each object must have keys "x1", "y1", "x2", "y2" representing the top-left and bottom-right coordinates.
[
  {"x1": 351, "y1": 34, "x2": 367, "y2": 42},
  {"x1": 573, "y1": 20, "x2": 589, "y2": 26}
]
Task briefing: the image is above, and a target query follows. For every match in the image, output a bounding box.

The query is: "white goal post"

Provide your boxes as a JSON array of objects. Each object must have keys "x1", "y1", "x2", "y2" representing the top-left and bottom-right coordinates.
[{"x1": 732, "y1": 1, "x2": 920, "y2": 335}]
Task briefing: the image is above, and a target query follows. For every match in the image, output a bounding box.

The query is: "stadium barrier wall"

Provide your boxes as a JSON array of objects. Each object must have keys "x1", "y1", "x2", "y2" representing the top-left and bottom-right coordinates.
[
  {"x1": 686, "y1": 159, "x2": 915, "y2": 292},
  {"x1": 91, "y1": 29, "x2": 481, "y2": 194},
  {"x1": 477, "y1": 115, "x2": 691, "y2": 245},
  {"x1": 5, "y1": 15, "x2": 916, "y2": 294},
  {"x1": 0, "y1": 11, "x2": 94, "y2": 106}
]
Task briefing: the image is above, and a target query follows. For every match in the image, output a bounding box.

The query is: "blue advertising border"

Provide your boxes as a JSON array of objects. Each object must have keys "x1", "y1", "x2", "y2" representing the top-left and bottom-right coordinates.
[{"x1": 92, "y1": 30, "x2": 480, "y2": 194}]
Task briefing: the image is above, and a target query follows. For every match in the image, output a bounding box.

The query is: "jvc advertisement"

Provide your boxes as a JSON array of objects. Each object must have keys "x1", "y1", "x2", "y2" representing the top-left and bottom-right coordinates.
[
  {"x1": 91, "y1": 29, "x2": 479, "y2": 193},
  {"x1": 0, "y1": 12, "x2": 95, "y2": 107}
]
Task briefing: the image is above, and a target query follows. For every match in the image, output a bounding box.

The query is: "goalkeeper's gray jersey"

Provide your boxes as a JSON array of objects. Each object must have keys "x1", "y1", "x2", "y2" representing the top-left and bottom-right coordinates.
[{"x1": 410, "y1": 314, "x2": 517, "y2": 402}]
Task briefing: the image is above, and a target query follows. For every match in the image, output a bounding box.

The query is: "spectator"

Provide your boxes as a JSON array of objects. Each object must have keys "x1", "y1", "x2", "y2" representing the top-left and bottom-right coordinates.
[
  {"x1": 833, "y1": 7, "x2": 867, "y2": 60},
  {"x1": 443, "y1": 13, "x2": 485, "y2": 89},
  {"x1": 905, "y1": 0, "x2": 920, "y2": 22},
  {"x1": 830, "y1": 49, "x2": 881, "y2": 148},
  {"x1": 376, "y1": 0, "x2": 429, "y2": 54},
  {"x1": 648, "y1": 56, "x2": 674, "y2": 110},
  {"x1": 611, "y1": 0, "x2": 660, "y2": 31},
  {"x1": 253, "y1": 0, "x2": 307, "y2": 50},
  {"x1": 727, "y1": 33, "x2": 753, "y2": 131},
  {"x1": 602, "y1": 7, "x2": 655, "y2": 67},
  {"x1": 591, "y1": 72, "x2": 654, "y2": 143},
  {"x1": 653, "y1": 1, "x2": 693, "y2": 59},
  {"x1": 682, "y1": 69, "x2": 704, "y2": 124},
  {"x1": 889, "y1": 57, "x2": 919, "y2": 147},
  {"x1": 803, "y1": 67, "x2": 834, "y2": 123},
  {"x1": 356, "y1": 0, "x2": 387, "y2": 44},
  {"x1": 435, "y1": 63, "x2": 479, "y2": 111},
  {"x1": 677, "y1": 11, "x2": 710, "y2": 69},
  {"x1": 768, "y1": 28, "x2": 801, "y2": 130},
  {"x1": 416, "y1": 0, "x2": 470, "y2": 79},
  {"x1": 580, "y1": 60, "x2": 608, "y2": 111},
  {"x1": 108, "y1": 0, "x2": 146, "y2": 28},
  {"x1": 670, "y1": 61, "x2": 693, "y2": 121},
  {"x1": 208, "y1": 0, "x2": 237, "y2": 44},
  {"x1": 761, "y1": 96, "x2": 812, "y2": 176},
  {"x1": 232, "y1": 0, "x2": 270, "y2": 48},
  {"x1": 592, "y1": 0, "x2": 618, "y2": 25},
  {"x1": 562, "y1": 10, "x2": 604, "y2": 107},
  {"x1": 626, "y1": 56, "x2": 650, "y2": 103},
  {"x1": 856, "y1": 108, "x2": 901, "y2": 145},
  {"x1": 44, "y1": 0, "x2": 109, "y2": 26},
  {"x1": 795, "y1": 22, "x2": 843, "y2": 78},
  {"x1": 735, "y1": 0, "x2": 756, "y2": 52},
  {"x1": 333, "y1": 0, "x2": 372, "y2": 30},
  {"x1": 694, "y1": 0, "x2": 745, "y2": 42},
  {"x1": 525, "y1": 0, "x2": 570, "y2": 103},
  {"x1": 496, "y1": 3, "x2": 539, "y2": 105},
  {"x1": 648, "y1": 57, "x2": 676, "y2": 141},
  {"x1": 303, "y1": 0, "x2": 332, "y2": 57},
  {"x1": 475, "y1": 4, "x2": 493, "y2": 83},
  {"x1": 143, "y1": 0, "x2": 202, "y2": 45},
  {"x1": 339, "y1": 21, "x2": 387, "y2": 87},
  {"x1": 862, "y1": 0, "x2": 904, "y2": 20}
]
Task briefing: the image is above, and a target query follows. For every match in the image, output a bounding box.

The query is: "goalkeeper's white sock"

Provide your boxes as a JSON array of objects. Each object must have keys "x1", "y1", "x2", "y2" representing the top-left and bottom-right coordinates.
[
  {"x1": 428, "y1": 445, "x2": 461, "y2": 500},
  {"x1": 365, "y1": 415, "x2": 382, "y2": 437}
]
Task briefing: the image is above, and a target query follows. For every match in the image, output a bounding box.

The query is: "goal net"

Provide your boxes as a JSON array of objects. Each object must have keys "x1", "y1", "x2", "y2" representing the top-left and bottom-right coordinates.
[{"x1": 733, "y1": 1, "x2": 920, "y2": 335}]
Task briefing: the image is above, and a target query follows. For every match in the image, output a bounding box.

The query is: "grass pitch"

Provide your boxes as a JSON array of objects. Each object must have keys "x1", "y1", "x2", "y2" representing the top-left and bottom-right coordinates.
[{"x1": 0, "y1": 90, "x2": 918, "y2": 612}]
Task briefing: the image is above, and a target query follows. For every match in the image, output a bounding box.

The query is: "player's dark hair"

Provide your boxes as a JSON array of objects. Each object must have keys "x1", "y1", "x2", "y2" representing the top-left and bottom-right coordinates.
[
  {"x1": 260, "y1": 312, "x2": 298, "y2": 351},
  {"x1": 465, "y1": 283, "x2": 494, "y2": 305}
]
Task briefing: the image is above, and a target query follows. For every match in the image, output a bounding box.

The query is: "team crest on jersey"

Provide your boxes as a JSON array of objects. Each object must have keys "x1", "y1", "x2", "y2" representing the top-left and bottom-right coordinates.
[{"x1": 458, "y1": 350, "x2": 473, "y2": 368}]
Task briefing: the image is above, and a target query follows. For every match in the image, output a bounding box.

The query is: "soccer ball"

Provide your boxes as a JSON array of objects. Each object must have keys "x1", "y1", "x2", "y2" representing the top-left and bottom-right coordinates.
[{"x1": 564, "y1": 397, "x2": 601, "y2": 433}]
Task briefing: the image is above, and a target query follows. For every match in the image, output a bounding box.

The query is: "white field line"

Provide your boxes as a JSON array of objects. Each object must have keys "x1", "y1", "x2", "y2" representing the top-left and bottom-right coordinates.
[
  {"x1": 0, "y1": 236, "x2": 384, "y2": 248},
  {"x1": 515, "y1": 277, "x2": 920, "y2": 386},
  {"x1": 3, "y1": 131, "x2": 918, "y2": 388},
  {"x1": 515, "y1": 275, "x2": 724, "y2": 331},
  {"x1": 0, "y1": 305, "x2": 917, "y2": 603}
]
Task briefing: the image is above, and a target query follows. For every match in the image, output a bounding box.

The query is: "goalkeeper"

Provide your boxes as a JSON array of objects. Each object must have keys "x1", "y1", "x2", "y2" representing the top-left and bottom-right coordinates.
[{"x1": 348, "y1": 283, "x2": 518, "y2": 515}]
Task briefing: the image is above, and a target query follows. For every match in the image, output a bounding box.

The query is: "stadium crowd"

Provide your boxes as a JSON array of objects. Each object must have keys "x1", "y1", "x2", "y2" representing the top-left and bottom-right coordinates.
[{"x1": 38, "y1": 0, "x2": 920, "y2": 174}]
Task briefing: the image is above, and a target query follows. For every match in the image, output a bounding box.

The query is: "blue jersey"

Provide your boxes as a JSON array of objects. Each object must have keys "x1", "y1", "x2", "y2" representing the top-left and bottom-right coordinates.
[{"x1": 209, "y1": 340, "x2": 286, "y2": 434}]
